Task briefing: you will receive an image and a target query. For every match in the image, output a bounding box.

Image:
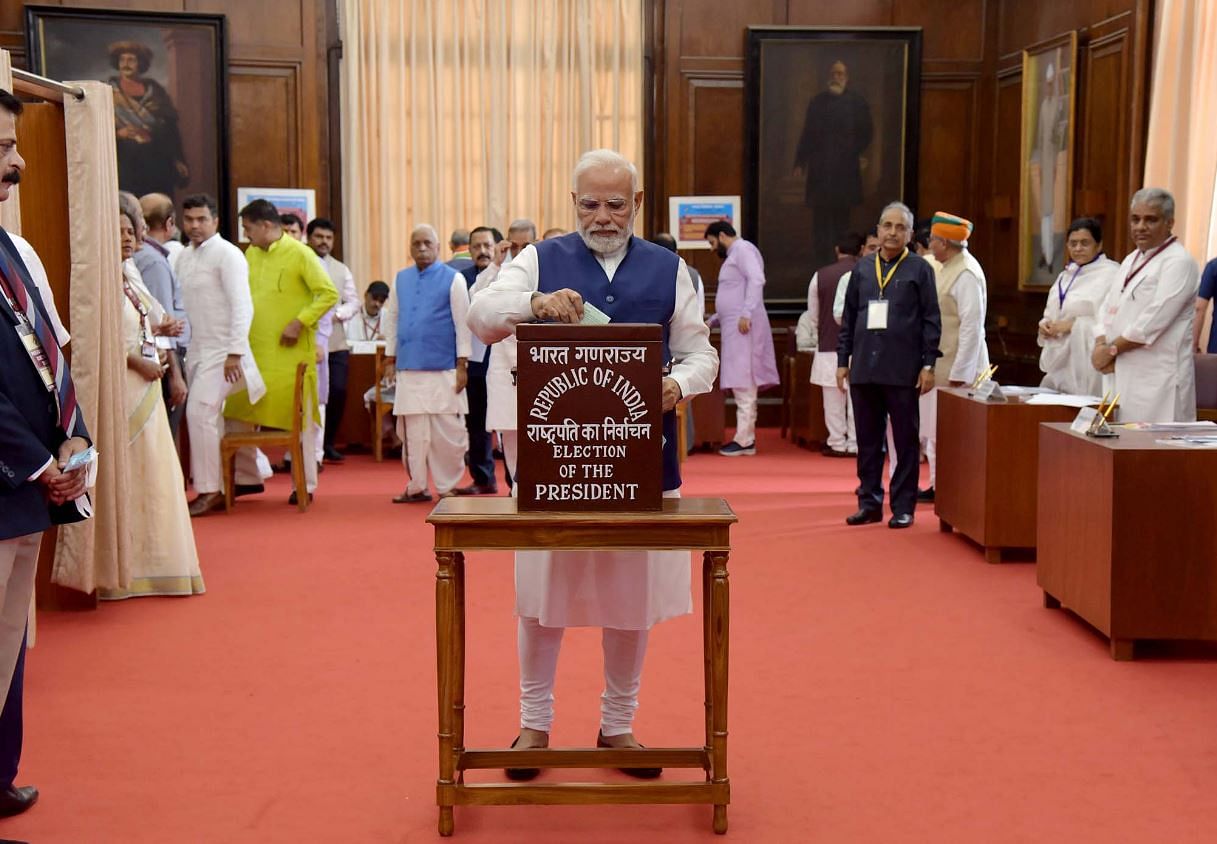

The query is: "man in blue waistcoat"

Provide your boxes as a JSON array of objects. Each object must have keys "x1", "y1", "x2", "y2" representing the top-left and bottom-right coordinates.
[
  {"x1": 468, "y1": 149, "x2": 719, "y2": 779},
  {"x1": 383, "y1": 224, "x2": 472, "y2": 503}
]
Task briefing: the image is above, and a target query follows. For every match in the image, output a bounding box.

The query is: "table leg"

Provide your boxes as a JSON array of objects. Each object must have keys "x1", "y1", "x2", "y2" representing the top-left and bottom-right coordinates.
[
  {"x1": 454, "y1": 552, "x2": 466, "y2": 767},
  {"x1": 707, "y1": 550, "x2": 730, "y2": 835},
  {"x1": 702, "y1": 552, "x2": 713, "y2": 775},
  {"x1": 436, "y1": 551, "x2": 458, "y2": 836}
]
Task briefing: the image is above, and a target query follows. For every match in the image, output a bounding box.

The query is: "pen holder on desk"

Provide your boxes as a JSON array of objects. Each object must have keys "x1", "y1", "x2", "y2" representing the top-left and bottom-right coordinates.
[
  {"x1": 1085, "y1": 413, "x2": 1118, "y2": 438},
  {"x1": 968, "y1": 379, "x2": 1007, "y2": 402}
]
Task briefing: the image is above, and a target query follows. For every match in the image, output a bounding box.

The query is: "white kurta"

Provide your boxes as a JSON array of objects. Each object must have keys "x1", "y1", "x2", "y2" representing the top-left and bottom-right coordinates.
[
  {"x1": 382, "y1": 268, "x2": 472, "y2": 416},
  {"x1": 11, "y1": 234, "x2": 70, "y2": 346},
  {"x1": 1038, "y1": 255, "x2": 1118, "y2": 395},
  {"x1": 467, "y1": 241, "x2": 719, "y2": 630},
  {"x1": 322, "y1": 254, "x2": 360, "y2": 353},
  {"x1": 807, "y1": 270, "x2": 839, "y2": 387},
  {"x1": 1096, "y1": 240, "x2": 1199, "y2": 422},
  {"x1": 177, "y1": 232, "x2": 257, "y2": 494},
  {"x1": 470, "y1": 261, "x2": 519, "y2": 431}
]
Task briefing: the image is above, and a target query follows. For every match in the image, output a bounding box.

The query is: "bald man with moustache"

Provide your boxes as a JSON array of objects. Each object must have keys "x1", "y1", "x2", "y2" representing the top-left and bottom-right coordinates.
[{"x1": 383, "y1": 224, "x2": 472, "y2": 502}]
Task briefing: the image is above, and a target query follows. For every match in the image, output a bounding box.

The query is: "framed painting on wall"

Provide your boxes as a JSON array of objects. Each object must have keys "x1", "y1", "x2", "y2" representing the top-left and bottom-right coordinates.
[
  {"x1": 745, "y1": 27, "x2": 922, "y2": 309},
  {"x1": 668, "y1": 195, "x2": 741, "y2": 250},
  {"x1": 1018, "y1": 31, "x2": 1078, "y2": 291},
  {"x1": 235, "y1": 187, "x2": 316, "y2": 242},
  {"x1": 25, "y1": 6, "x2": 229, "y2": 225}
]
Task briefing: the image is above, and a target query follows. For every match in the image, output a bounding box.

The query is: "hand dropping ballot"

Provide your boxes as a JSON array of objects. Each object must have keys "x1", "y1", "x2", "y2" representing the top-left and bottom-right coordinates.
[{"x1": 579, "y1": 302, "x2": 612, "y2": 326}]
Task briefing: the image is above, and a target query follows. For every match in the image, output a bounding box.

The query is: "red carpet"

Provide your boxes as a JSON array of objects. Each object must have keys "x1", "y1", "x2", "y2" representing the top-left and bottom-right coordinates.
[{"x1": 7, "y1": 430, "x2": 1217, "y2": 842}]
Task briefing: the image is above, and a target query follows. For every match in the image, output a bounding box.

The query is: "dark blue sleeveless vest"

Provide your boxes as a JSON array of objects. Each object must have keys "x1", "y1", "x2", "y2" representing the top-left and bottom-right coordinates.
[
  {"x1": 534, "y1": 233, "x2": 682, "y2": 491},
  {"x1": 394, "y1": 262, "x2": 459, "y2": 370}
]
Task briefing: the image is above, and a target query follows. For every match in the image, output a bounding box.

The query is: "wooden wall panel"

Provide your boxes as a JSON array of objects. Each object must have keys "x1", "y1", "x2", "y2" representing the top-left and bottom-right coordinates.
[
  {"x1": 650, "y1": 0, "x2": 1153, "y2": 388},
  {"x1": 1, "y1": 0, "x2": 339, "y2": 240}
]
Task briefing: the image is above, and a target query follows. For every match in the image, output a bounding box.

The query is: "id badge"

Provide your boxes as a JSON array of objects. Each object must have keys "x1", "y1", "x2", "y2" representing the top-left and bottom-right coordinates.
[{"x1": 867, "y1": 299, "x2": 889, "y2": 331}]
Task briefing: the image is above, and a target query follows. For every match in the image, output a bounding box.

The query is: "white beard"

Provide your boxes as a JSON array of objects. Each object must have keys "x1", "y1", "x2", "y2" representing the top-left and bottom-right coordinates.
[{"x1": 578, "y1": 221, "x2": 632, "y2": 256}]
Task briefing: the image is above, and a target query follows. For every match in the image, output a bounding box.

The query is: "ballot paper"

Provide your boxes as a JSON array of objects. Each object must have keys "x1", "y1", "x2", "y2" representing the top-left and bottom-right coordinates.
[
  {"x1": 580, "y1": 302, "x2": 612, "y2": 326},
  {"x1": 1024, "y1": 393, "x2": 1105, "y2": 408}
]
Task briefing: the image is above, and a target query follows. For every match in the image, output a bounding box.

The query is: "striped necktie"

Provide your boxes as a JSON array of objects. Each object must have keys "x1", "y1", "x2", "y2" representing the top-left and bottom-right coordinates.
[{"x1": 0, "y1": 247, "x2": 79, "y2": 435}]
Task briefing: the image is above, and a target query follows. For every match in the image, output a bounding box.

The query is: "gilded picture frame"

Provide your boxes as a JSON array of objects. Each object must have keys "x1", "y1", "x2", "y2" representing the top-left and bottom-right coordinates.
[{"x1": 1018, "y1": 31, "x2": 1078, "y2": 291}]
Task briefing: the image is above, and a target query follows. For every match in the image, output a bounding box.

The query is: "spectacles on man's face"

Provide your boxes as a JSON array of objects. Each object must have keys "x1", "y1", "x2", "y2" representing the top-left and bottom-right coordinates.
[{"x1": 576, "y1": 197, "x2": 630, "y2": 214}]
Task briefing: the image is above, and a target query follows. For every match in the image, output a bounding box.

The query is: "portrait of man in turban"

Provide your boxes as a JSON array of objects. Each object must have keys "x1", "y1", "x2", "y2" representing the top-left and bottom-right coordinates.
[{"x1": 107, "y1": 39, "x2": 190, "y2": 197}]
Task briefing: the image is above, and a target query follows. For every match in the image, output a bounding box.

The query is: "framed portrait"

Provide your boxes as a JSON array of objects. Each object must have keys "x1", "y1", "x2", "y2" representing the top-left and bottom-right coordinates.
[
  {"x1": 236, "y1": 187, "x2": 316, "y2": 242},
  {"x1": 1018, "y1": 31, "x2": 1078, "y2": 290},
  {"x1": 746, "y1": 27, "x2": 922, "y2": 308},
  {"x1": 25, "y1": 6, "x2": 229, "y2": 224},
  {"x1": 668, "y1": 195, "x2": 741, "y2": 250}
]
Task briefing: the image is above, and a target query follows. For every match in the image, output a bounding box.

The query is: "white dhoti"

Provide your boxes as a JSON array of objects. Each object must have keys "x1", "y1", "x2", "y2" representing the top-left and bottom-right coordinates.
[
  {"x1": 810, "y1": 351, "x2": 855, "y2": 451},
  {"x1": 185, "y1": 356, "x2": 238, "y2": 494},
  {"x1": 394, "y1": 368, "x2": 469, "y2": 496}
]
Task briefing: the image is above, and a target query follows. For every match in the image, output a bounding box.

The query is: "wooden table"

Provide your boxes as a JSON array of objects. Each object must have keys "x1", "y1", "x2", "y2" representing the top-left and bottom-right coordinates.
[
  {"x1": 1037, "y1": 423, "x2": 1217, "y2": 659},
  {"x1": 334, "y1": 351, "x2": 380, "y2": 451},
  {"x1": 426, "y1": 497, "x2": 738, "y2": 835},
  {"x1": 935, "y1": 388, "x2": 1086, "y2": 562},
  {"x1": 787, "y1": 351, "x2": 829, "y2": 450}
]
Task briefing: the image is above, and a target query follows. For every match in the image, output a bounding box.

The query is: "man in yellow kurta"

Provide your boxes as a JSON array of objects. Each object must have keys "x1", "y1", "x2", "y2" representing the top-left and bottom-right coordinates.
[{"x1": 225, "y1": 199, "x2": 338, "y2": 504}]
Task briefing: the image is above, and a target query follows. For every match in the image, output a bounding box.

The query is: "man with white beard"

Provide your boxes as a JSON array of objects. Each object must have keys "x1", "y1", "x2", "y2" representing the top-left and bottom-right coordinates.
[{"x1": 467, "y1": 149, "x2": 718, "y2": 778}]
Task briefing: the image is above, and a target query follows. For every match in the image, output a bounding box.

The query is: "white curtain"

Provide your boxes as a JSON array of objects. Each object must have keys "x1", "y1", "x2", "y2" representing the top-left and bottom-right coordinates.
[
  {"x1": 1144, "y1": 0, "x2": 1217, "y2": 348},
  {"x1": 339, "y1": 0, "x2": 644, "y2": 288},
  {"x1": 54, "y1": 81, "x2": 132, "y2": 594}
]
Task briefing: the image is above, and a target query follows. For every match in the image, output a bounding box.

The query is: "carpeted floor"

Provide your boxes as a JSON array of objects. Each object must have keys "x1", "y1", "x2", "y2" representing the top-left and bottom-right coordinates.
[{"x1": 6, "y1": 429, "x2": 1217, "y2": 843}]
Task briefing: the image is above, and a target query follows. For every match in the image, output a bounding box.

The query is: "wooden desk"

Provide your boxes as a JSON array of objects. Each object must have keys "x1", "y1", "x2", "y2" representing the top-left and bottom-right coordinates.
[
  {"x1": 1037, "y1": 424, "x2": 1217, "y2": 659},
  {"x1": 935, "y1": 389, "x2": 1084, "y2": 562},
  {"x1": 788, "y1": 351, "x2": 829, "y2": 450},
  {"x1": 690, "y1": 386, "x2": 726, "y2": 450},
  {"x1": 334, "y1": 351, "x2": 379, "y2": 450},
  {"x1": 426, "y1": 497, "x2": 738, "y2": 835}
]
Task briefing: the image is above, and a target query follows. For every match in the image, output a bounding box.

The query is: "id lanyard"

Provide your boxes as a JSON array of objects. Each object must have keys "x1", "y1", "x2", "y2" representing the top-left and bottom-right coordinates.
[
  {"x1": 874, "y1": 248, "x2": 908, "y2": 298},
  {"x1": 1122, "y1": 237, "x2": 1175, "y2": 291},
  {"x1": 0, "y1": 275, "x2": 55, "y2": 393}
]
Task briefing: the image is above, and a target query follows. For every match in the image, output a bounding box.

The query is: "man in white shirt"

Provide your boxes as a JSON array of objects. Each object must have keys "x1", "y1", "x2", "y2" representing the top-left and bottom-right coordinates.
[
  {"x1": 468, "y1": 149, "x2": 718, "y2": 776},
  {"x1": 383, "y1": 225, "x2": 471, "y2": 502},
  {"x1": 306, "y1": 218, "x2": 360, "y2": 462},
  {"x1": 345, "y1": 281, "x2": 389, "y2": 343},
  {"x1": 920, "y1": 212, "x2": 989, "y2": 501},
  {"x1": 139, "y1": 192, "x2": 185, "y2": 270},
  {"x1": 1092, "y1": 188, "x2": 1199, "y2": 422},
  {"x1": 178, "y1": 194, "x2": 258, "y2": 517}
]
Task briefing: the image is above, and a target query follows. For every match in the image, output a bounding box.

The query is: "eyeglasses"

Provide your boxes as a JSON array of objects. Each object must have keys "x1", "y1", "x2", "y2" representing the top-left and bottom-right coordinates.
[{"x1": 576, "y1": 197, "x2": 630, "y2": 214}]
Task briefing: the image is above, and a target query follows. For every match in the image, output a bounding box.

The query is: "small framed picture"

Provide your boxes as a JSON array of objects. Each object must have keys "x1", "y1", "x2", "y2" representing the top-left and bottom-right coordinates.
[
  {"x1": 235, "y1": 187, "x2": 316, "y2": 242},
  {"x1": 668, "y1": 196, "x2": 741, "y2": 250}
]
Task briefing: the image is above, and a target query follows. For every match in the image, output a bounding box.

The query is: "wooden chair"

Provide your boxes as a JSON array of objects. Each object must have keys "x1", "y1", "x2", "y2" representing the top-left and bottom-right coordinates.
[
  {"x1": 372, "y1": 346, "x2": 396, "y2": 462},
  {"x1": 220, "y1": 362, "x2": 309, "y2": 513}
]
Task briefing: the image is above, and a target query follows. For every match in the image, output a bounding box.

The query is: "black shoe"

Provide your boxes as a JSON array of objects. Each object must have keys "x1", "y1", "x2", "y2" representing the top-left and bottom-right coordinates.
[
  {"x1": 597, "y1": 733, "x2": 661, "y2": 779},
  {"x1": 505, "y1": 735, "x2": 542, "y2": 781},
  {"x1": 271, "y1": 461, "x2": 291, "y2": 474},
  {"x1": 845, "y1": 508, "x2": 883, "y2": 526},
  {"x1": 917, "y1": 487, "x2": 935, "y2": 502},
  {"x1": 453, "y1": 483, "x2": 498, "y2": 496},
  {"x1": 234, "y1": 483, "x2": 264, "y2": 498},
  {"x1": 888, "y1": 513, "x2": 914, "y2": 529},
  {"x1": 323, "y1": 448, "x2": 345, "y2": 463},
  {"x1": 0, "y1": 784, "x2": 38, "y2": 818},
  {"x1": 287, "y1": 491, "x2": 313, "y2": 506}
]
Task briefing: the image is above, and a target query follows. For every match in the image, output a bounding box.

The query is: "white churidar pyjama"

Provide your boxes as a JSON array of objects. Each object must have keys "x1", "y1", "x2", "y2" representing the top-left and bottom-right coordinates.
[
  {"x1": 732, "y1": 386, "x2": 758, "y2": 446},
  {"x1": 517, "y1": 616, "x2": 649, "y2": 736}
]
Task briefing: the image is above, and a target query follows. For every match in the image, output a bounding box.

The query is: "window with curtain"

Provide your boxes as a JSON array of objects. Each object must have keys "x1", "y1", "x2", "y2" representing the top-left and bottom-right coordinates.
[{"x1": 339, "y1": 0, "x2": 644, "y2": 288}]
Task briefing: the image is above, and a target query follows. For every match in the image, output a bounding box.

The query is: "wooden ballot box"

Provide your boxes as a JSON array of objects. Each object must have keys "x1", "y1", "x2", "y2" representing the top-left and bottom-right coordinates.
[
  {"x1": 1037, "y1": 423, "x2": 1217, "y2": 660},
  {"x1": 425, "y1": 323, "x2": 737, "y2": 835},
  {"x1": 516, "y1": 324, "x2": 663, "y2": 511},
  {"x1": 935, "y1": 388, "x2": 1087, "y2": 563}
]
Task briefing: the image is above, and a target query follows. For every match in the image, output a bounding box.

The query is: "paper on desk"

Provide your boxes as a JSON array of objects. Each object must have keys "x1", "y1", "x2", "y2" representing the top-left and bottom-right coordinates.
[
  {"x1": 1119, "y1": 421, "x2": 1217, "y2": 431},
  {"x1": 1023, "y1": 393, "x2": 1104, "y2": 408},
  {"x1": 349, "y1": 340, "x2": 386, "y2": 355},
  {"x1": 580, "y1": 303, "x2": 612, "y2": 326},
  {"x1": 1000, "y1": 385, "x2": 1057, "y2": 396},
  {"x1": 1154, "y1": 436, "x2": 1217, "y2": 448}
]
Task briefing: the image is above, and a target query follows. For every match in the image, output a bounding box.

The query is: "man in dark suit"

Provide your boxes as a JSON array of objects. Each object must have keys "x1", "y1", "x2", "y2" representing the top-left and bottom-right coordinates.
[
  {"x1": 0, "y1": 88, "x2": 93, "y2": 817},
  {"x1": 793, "y1": 60, "x2": 875, "y2": 266},
  {"x1": 836, "y1": 201, "x2": 940, "y2": 529},
  {"x1": 453, "y1": 225, "x2": 501, "y2": 495}
]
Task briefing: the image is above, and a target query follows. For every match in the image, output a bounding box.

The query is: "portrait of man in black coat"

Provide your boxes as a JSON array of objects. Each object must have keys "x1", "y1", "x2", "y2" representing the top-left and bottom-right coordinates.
[{"x1": 793, "y1": 60, "x2": 874, "y2": 267}]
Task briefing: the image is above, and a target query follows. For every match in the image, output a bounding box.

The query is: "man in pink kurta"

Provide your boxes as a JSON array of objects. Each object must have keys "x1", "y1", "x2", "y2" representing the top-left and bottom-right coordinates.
[{"x1": 705, "y1": 221, "x2": 779, "y2": 455}]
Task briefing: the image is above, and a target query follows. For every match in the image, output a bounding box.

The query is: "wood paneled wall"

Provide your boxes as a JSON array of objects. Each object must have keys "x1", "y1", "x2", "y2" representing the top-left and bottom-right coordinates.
[
  {"x1": 647, "y1": 0, "x2": 1153, "y2": 383},
  {"x1": 0, "y1": 0, "x2": 341, "y2": 241}
]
